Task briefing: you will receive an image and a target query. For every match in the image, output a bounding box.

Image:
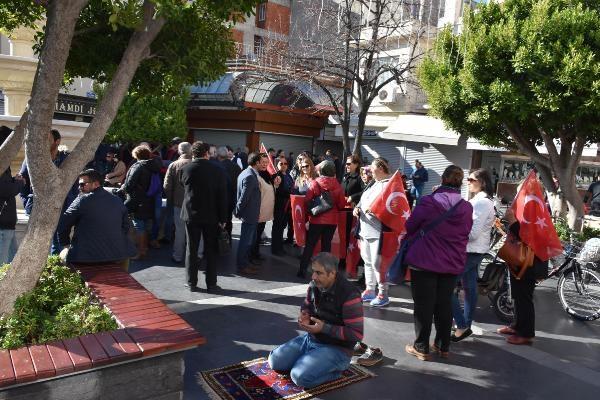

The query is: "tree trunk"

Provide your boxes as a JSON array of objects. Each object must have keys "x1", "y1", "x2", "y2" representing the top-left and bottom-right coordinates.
[
  {"x1": 352, "y1": 109, "x2": 367, "y2": 158},
  {"x1": 559, "y1": 173, "x2": 584, "y2": 232},
  {"x1": 0, "y1": 0, "x2": 164, "y2": 316}
]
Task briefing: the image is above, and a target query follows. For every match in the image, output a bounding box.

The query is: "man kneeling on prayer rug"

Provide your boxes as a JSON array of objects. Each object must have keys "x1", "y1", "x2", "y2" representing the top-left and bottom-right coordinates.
[{"x1": 268, "y1": 252, "x2": 364, "y2": 388}]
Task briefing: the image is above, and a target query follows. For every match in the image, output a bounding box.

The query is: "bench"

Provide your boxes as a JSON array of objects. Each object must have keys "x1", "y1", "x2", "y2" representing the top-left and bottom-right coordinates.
[{"x1": 0, "y1": 264, "x2": 204, "y2": 399}]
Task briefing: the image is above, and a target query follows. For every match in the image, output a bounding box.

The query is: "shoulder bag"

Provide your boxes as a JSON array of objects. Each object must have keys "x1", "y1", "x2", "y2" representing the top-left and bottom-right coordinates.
[
  {"x1": 497, "y1": 232, "x2": 534, "y2": 280},
  {"x1": 309, "y1": 181, "x2": 333, "y2": 216},
  {"x1": 386, "y1": 201, "x2": 462, "y2": 283}
]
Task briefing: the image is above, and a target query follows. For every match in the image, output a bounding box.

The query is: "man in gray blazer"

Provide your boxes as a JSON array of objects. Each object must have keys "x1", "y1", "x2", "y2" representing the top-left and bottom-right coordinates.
[{"x1": 235, "y1": 152, "x2": 266, "y2": 275}]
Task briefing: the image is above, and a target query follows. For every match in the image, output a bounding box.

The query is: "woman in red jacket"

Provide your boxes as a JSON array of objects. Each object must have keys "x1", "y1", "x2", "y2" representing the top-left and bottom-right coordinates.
[{"x1": 297, "y1": 160, "x2": 346, "y2": 278}]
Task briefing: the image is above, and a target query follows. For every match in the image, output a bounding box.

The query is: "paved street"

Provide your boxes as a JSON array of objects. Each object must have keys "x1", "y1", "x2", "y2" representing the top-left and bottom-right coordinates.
[{"x1": 130, "y1": 220, "x2": 600, "y2": 400}]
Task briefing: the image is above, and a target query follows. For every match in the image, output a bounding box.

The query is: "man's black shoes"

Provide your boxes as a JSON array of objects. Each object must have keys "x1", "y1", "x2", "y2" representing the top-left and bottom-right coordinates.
[
  {"x1": 207, "y1": 285, "x2": 222, "y2": 293},
  {"x1": 184, "y1": 283, "x2": 199, "y2": 292}
]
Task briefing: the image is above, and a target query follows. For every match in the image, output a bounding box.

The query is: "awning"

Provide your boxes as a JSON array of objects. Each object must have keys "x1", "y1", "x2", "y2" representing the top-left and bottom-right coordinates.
[
  {"x1": 467, "y1": 138, "x2": 599, "y2": 157},
  {"x1": 379, "y1": 114, "x2": 460, "y2": 145}
]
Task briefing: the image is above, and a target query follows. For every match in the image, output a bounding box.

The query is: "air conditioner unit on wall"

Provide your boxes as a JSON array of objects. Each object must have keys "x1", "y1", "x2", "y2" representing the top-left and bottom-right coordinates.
[{"x1": 378, "y1": 83, "x2": 405, "y2": 104}]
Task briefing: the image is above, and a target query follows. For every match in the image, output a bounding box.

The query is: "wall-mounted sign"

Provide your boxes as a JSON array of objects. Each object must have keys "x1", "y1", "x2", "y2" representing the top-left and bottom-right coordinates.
[{"x1": 55, "y1": 95, "x2": 96, "y2": 117}]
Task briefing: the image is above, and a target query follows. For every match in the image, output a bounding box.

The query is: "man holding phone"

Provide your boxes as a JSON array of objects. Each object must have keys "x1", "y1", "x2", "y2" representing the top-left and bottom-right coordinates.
[{"x1": 268, "y1": 252, "x2": 364, "y2": 388}]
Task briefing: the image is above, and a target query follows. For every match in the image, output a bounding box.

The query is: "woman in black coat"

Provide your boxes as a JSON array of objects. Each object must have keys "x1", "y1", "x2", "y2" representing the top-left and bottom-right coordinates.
[
  {"x1": 496, "y1": 208, "x2": 547, "y2": 345},
  {"x1": 121, "y1": 145, "x2": 161, "y2": 259}
]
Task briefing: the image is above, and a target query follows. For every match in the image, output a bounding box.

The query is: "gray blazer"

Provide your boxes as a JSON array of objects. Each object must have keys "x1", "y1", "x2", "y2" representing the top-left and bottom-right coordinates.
[{"x1": 235, "y1": 167, "x2": 260, "y2": 224}]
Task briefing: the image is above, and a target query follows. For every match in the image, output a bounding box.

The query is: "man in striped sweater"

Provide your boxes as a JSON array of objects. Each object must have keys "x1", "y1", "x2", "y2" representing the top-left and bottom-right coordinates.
[{"x1": 268, "y1": 252, "x2": 364, "y2": 388}]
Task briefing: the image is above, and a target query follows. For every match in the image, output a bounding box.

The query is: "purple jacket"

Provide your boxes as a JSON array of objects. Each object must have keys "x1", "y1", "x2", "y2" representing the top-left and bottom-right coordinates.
[{"x1": 404, "y1": 186, "x2": 473, "y2": 275}]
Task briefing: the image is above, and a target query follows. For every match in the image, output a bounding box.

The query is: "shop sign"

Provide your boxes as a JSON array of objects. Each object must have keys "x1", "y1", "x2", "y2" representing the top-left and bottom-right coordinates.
[{"x1": 55, "y1": 97, "x2": 96, "y2": 116}]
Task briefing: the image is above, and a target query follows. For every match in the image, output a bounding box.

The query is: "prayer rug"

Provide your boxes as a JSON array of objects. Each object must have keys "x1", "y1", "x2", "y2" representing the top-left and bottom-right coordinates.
[{"x1": 199, "y1": 357, "x2": 374, "y2": 400}]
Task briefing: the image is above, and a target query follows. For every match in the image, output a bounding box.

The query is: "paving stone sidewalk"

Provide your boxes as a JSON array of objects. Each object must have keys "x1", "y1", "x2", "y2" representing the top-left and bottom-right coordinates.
[{"x1": 130, "y1": 220, "x2": 600, "y2": 400}]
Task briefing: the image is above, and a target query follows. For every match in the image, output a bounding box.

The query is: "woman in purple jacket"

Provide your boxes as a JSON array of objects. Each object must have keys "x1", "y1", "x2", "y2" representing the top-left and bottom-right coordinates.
[{"x1": 404, "y1": 165, "x2": 473, "y2": 361}]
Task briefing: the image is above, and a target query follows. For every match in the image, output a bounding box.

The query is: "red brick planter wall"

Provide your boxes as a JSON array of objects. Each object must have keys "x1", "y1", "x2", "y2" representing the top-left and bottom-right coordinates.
[{"x1": 0, "y1": 263, "x2": 204, "y2": 390}]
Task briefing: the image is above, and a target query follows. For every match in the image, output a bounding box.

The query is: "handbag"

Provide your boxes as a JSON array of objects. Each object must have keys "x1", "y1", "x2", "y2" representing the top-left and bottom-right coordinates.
[
  {"x1": 309, "y1": 181, "x2": 333, "y2": 216},
  {"x1": 386, "y1": 201, "x2": 462, "y2": 283},
  {"x1": 497, "y1": 232, "x2": 534, "y2": 279}
]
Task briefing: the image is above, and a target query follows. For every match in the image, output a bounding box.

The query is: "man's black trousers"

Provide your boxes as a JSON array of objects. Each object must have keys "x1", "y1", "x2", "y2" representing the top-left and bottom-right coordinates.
[{"x1": 185, "y1": 222, "x2": 218, "y2": 288}]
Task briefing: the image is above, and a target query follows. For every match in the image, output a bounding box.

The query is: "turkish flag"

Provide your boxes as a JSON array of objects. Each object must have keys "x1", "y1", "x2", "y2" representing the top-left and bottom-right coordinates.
[
  {"x1": 345, "y1": 218, "x2": 361, "y2": 278},
  {"x1": 290, "y1": 195, "x2": 307, "y2": 247},
  {"x1": 369, "y1": 171, "x2": 411, "y2": 233},
  {"x1": 260, "y1": 142, "x2": 277, "y2": 176},
  {"x1": 379, "y1": 232, "x2": 401, "y2": 283},
  {"x1": 512, "y1": 170, "x2": 562, "y2": 261}
]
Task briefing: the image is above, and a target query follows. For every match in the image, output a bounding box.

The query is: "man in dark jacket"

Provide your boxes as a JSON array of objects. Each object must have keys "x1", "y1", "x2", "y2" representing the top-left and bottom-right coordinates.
[
  {"x1": 217, "y1": 146, "x2": 241, "y2": 240},
  {"x1": 0, "y1": 126, "x2": 25, "y2": 264},
  {"x1": 235, "y1": 152, "x2": 264, "y2": 275},
  {"x1": 268, "y1": 252, "x2": 363, "y2": 388},
  {"x1": 57, "y1": 170, "x2": 135, "y2": 268},
  {"x1": 180, "y1": 142, "x2": 227, "y2": 292}
]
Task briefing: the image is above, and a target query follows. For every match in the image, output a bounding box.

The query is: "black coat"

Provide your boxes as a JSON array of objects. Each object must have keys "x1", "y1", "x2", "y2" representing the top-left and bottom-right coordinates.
[
  {"x1": 341, "y1": 172, "x2": 364, "y2": 205},
  {"x1": 58, "y1": 188, "x2": 136, "y2": 263},
  {"x1": 122, "y1": 158, "x2": 161, "y2": 220},
  {"x1": 221, "y1": 158, "x2": 242, "y2": 210},
  {"x1": 0, "y1": 168, "x2": 24, "y2": 230},
  {"x1": 180, "y1": 158, "x2": 228, "y2": 225}
]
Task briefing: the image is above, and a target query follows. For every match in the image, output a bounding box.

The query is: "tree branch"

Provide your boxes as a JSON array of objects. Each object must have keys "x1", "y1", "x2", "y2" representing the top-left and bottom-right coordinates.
[{"x1": 504, "y1": 123, "x2": 550, "y2": 168}]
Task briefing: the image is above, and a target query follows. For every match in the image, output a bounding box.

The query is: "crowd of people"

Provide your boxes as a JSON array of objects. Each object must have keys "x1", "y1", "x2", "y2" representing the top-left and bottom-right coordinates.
[{"x1": 0, "y1": 125, "x2": 564, "y2": 389}]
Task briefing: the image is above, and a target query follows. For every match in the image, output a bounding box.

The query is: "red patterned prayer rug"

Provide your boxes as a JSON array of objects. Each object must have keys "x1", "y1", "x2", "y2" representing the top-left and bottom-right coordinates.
[{"x1": 199, "y1": 357, "x2": 374, "y2": 400}]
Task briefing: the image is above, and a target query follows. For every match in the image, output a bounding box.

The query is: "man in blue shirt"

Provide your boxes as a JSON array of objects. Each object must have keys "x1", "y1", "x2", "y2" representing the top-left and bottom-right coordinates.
[{"x1": 410, "y1": 159, "x2": 429, "y2": 204}]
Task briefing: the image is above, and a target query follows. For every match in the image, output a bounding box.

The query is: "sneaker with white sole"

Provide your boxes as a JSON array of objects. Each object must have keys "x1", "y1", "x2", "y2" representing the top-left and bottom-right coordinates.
[
  {"x1": 353, "y1": 342, "x2": 368, "y2": 356},
  {"x1": 361, "y1": 290, "x2": 376, "y2": 303},
  {"x1": 357, "y1": 347, "x2": 383, "y2": 366},
  {"x1": 370, "y1": 295, "x2": 390, "y2": 307}
]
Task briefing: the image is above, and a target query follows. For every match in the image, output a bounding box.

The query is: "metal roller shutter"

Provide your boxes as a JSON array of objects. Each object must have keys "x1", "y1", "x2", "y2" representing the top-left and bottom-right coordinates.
[
  {"x1": 360, "y1": 139, "x2": 408, "y2": 172},
  {"x1": 404, "y1": 141, "x2": 472, "y2": 198},
  {"x1": 192, "y1": 129, "x2": 247, "y2": 151},
  {"x1": 362, "y1": 138, "x2": 472, "y2": 198},
  {"x1": 259, "y1": 133, "x2": 313, "y2": 159}
]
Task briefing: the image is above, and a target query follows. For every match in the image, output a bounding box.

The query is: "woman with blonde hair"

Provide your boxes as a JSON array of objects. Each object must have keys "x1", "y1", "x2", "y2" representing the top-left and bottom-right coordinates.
[{"x1": 295, "y1": 156, "x2": 317, "y2": 195}]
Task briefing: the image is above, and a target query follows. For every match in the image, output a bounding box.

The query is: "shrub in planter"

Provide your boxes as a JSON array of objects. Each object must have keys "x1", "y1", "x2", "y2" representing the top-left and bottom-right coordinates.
[{"x1": 0, "y1": 256, "x2": 117, "y2": 349}]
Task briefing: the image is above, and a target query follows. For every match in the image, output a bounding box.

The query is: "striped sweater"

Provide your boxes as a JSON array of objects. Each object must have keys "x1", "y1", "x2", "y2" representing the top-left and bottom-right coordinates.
[{"x1": 301, "y1": 277, "x2": 364, "y2": 349}]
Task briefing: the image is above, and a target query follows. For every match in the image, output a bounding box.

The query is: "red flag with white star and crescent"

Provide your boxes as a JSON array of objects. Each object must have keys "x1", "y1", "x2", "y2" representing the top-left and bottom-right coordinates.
[
  {"x1": 345, "y1": 218, "x2": 361, "y2": 278},
  {"x1": 511, "y1": 170, "x2": 562, "y2": 261},
  {"x1": 290, "y1": 195, "x2": 307, "y2": 247},
  {"x1": 369, "y1": 171, "x2": 411, "y2": 233}
]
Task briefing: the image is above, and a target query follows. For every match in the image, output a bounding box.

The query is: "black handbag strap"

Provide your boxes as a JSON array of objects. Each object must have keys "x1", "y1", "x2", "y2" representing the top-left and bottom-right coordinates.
[{"x1": 410, "y1": 200, "x2": 462, "y2": 244}]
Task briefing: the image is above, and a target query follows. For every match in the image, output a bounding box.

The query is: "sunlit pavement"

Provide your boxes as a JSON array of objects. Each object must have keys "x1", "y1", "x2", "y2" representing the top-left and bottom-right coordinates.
[{"x1": 130, "y1": 220, "x2": 600, "y2": 400}]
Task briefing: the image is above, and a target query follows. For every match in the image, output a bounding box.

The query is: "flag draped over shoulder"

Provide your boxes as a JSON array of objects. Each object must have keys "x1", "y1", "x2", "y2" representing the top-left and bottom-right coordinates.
[
  {"x1": 512, "y1": 170, "x2": 562, "y2": 261},
  {"x1": 260, "y1": 142, "x2": 277, "y2": 175},
  {"x1": 369, "y1": 171, "x2": 411, "y2": 233}
]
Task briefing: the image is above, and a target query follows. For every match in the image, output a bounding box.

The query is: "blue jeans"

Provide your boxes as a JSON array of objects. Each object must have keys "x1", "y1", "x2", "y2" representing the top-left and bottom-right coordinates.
[
  {"x1": 451, "y1": 253, "x2": 485, "y2": 329},
  {"x1": 268, "y1": 333, "x2": 351, "y2": 388},
  {"x1": 0, "y1": 229, "x2": 17, "y2": 264},
  {"x1": 236, "y1": 221, "x2": 257, "y2": 269},
  {"x1": 411, "y1": 184, "x2": 425, "y2": 203}
]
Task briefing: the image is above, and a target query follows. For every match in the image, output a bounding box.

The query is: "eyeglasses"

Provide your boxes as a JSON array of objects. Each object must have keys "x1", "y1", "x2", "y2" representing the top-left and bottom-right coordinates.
[
  {"x1": 301, "y1": 165, "x2": 309, "y2": 169},
  {"x1": 467, "y1": 178, "x2": 478, "y2": 183},
  {"x1": 345, "y1": 163, "x2": 353, "y2": 166},
  {"x1": 279, "y1": 163, "x2": 288, "y2": 166}
]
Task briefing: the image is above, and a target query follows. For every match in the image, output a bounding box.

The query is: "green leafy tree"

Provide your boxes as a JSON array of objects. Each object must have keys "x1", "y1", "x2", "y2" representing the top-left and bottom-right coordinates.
[
  {"x1": 418, "y1": 0, "x2": 600, "y2": 229},
  {"x1": 0, "y1": 0, "x2": 259, "y2": 315},
  {"x1": 101, "y1": 88, "x2": 189, "y2": 145}
]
